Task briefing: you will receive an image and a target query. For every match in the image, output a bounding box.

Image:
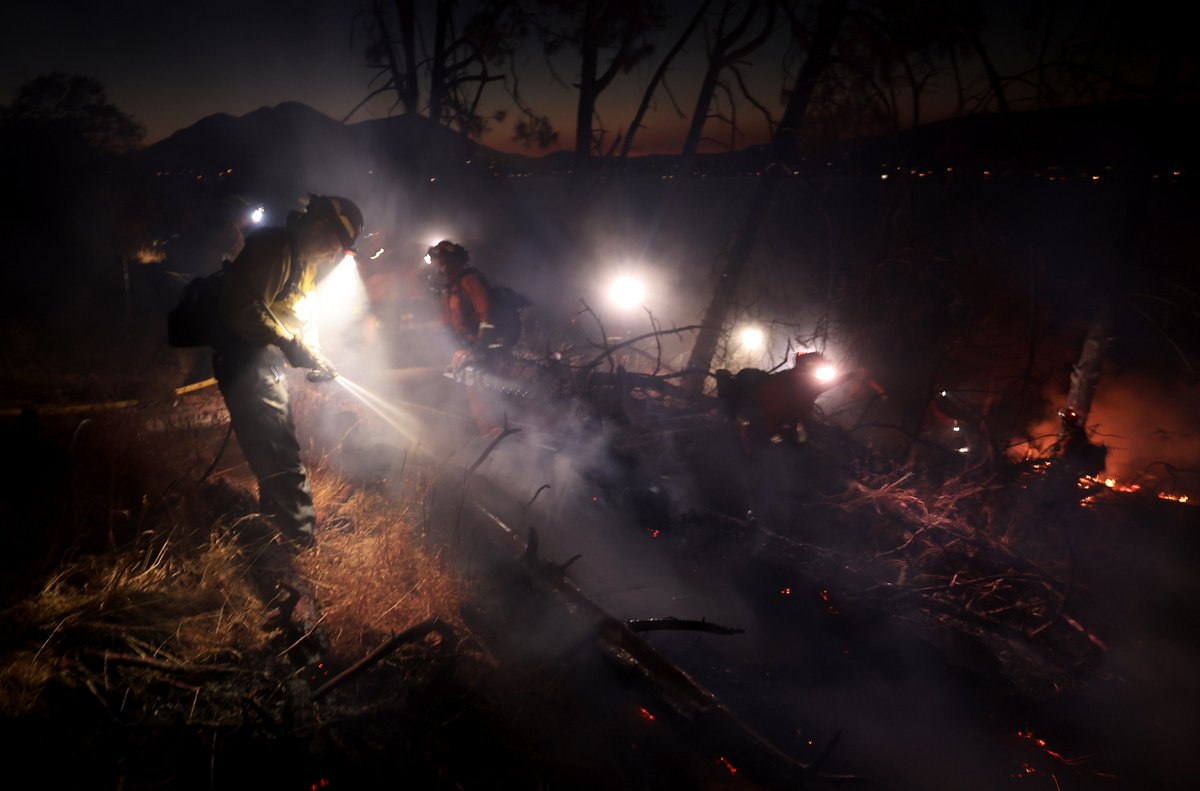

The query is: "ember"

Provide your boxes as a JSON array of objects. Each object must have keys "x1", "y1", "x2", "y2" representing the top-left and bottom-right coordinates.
[{"x1": 718, "y1": 756, "x2": 738, "y2": 775}]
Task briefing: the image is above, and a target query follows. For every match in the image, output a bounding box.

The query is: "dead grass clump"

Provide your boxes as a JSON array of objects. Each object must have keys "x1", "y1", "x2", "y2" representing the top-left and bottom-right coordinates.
[
  {"x1": 300, "y1": 481, "x2": 464, "y2": 662},
  {"x1": 0, "y1": 530, "x2": 272, "y2": 717}
]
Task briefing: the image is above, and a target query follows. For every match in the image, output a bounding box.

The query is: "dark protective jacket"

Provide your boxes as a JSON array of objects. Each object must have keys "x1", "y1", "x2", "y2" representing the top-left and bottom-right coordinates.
[
  {"x1": 209, "y1": 225, "x2": 327, "y2": 546},
  {"x1": 217, "y1": 227, "x2": 319, "y2": 348}
]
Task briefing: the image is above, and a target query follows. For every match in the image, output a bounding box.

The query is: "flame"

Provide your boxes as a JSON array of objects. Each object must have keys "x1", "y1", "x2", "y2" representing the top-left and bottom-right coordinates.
[{"x1": 1077, "y1": 473, "x2": 1190, "y2": 504}]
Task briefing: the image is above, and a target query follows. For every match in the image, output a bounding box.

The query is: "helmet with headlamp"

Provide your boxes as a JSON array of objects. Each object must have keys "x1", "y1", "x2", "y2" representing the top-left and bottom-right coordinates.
[{"x1": 306, "y1": 194, "x2": 364, "y2": 250}]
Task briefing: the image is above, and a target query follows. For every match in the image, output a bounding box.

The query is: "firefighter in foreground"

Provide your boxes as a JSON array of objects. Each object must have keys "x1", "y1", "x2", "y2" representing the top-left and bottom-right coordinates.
[
  {"x1": 212, "y1": 194, "x2": 363, "y2": 548},
  {"x1": 427, "y1": 240, "x2": 519, "y2": 438}
]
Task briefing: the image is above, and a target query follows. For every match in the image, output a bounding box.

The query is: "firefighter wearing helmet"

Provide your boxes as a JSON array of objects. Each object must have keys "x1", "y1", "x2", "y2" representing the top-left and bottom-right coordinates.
[
  {"x1": 212, "y1": 193, "x2": 364, "y2": 548},
  {"x1": 426, "y1": 239, "x2": 513, "y2": 438}
]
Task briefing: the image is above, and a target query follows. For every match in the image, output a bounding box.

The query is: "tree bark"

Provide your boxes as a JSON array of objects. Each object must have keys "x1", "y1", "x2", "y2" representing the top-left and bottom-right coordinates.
[
  {"x1": 393, "y1": 0, "x2": 420, "y2": 114},
  {"x1": 1064, "y1": 306, "x2": 1112, "y2": 431},
  {"x1": 429, "y1": 0, "x2": 453, "y2": 123}
]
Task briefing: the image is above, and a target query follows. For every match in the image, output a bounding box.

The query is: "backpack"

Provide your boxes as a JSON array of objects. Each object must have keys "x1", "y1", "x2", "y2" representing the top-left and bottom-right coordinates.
[
  {"x1": 167, "y1": 232, "x2": 300, "y2": 348},
  {"x1": 450, "y1": 268, "x2": 531, "y2": 346},
  {"x1": 489, "y1": 284, "x2": 533, "y2": 345},
  {"x1": 167, "y1": 266, "x2": 227, "y2": 347}
]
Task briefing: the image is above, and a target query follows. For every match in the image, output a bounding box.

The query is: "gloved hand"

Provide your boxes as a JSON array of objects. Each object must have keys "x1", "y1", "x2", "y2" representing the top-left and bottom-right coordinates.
[
  {"x1": 475, "y1": 322, "x2": 501, "y2": 351},
  {"x1": 449, "y1": 348, "x2": 473, "y2": 374},
  {"x1": 281, "y1": 337, "x2": 336, "y2": 379}
]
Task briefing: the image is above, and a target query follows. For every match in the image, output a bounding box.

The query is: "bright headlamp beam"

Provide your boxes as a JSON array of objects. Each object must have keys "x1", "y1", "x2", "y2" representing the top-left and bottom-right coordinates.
[
  {"x1": 738, "y1": 325, "x2": 765, "y2": 352},
  {"x1": 813, "y1": 364, "x2": 838, "y2": 383},
  {"x1": 250, "y1": 206, "x2": 265, "y2": 224},
  {"x1": 607, "y1": 275, "x2": 646, "y2": 310}
]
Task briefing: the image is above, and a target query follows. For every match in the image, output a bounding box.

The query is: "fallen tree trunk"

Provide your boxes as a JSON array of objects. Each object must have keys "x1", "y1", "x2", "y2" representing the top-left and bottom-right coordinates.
[{"x1": 461, "y1": 497, "x2": 855, "y2": 790}]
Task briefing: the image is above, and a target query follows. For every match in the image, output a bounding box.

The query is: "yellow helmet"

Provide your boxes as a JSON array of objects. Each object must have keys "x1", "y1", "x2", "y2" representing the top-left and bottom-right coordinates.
[{"x1": 306, "y1": 194, "x2": 363, "y2": 248}]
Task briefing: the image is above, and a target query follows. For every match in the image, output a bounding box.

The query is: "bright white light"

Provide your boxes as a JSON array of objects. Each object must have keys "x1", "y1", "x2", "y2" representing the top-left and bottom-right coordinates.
[
  {"x1": 250, "y1": 206, "x2": 265, "y2": 224},
  {"x1": 607, "y1": 275, "x2": 646, "y2": 310},
  {"x1": 814, "y1": 364, "x2": 838, "y2": 383},
  {"x1": 370, "y1": 247, "x2": 385, "y2": 260},
  {"x1": 738, "y1": 325, "x2": 766, "y2": 352},
  {"x1": 313, "y1": 254, "x2": 368, "y2": 341},
  {"x1": 423, "y1": 253, "x2": 433, "y2": 265}
]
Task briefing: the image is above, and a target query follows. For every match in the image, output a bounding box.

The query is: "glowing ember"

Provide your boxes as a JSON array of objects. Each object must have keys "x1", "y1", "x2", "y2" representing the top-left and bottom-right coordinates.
[
  {"x1": 1077, "y1": 473, "x2": 1191, "y2": 504},
  {"x1": 718, "y1": 757, "x2": 738, "y2": 775},
  {"x1": 780, "y1": 587, "x2": 792, "y2": 595},
  {"x1": 639, "y1": 707, "x2": 656, "y2": 722}
]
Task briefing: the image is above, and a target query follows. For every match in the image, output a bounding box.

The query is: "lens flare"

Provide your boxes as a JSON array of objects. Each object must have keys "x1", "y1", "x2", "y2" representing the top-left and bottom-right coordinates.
[
  {"x1": 738, "y1": 325, "x2": 765, "y2": 352},
  {"x1": 608, "y1": 275, "x2": 646, "y2": 310},
  {"x1": 814, "y1": 364, "x2": 838, "y2": 383}
]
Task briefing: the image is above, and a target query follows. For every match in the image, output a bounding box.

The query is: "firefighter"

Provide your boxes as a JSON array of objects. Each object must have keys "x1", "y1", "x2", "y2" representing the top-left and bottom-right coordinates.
[
  {"x1": 716, "y1": 352, "x2": 883, "y2": 454},
  {"x1": 426, "y1": 240, "x2": 515, "y2": 438},
  {"x1": 357, "y1": 238, "x2": 442, "y2": 366},
  {"x1": 211, "y1": 194, "x2": 363, "y2": 548}
]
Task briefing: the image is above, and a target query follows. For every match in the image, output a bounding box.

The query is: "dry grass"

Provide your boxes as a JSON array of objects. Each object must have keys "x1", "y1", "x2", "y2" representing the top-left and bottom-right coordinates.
[
  {"x1": 0, "y1": 530, "x2": 273, "y2": 717},
  {"x1": 0, "y1": 368, "x2": 468, "y2": 722},
  {"x1": 302, "y1": 473, "x2": 465, "y2": 662}
]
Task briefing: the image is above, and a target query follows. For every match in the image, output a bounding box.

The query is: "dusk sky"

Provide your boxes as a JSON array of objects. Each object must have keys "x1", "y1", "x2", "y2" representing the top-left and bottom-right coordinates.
[
  {"x1": 4, "y1": 1, "x2": 1038, "y2": 156},
  {"x1": 3, "y1": 0, "x2": 735, "y2": 154}
]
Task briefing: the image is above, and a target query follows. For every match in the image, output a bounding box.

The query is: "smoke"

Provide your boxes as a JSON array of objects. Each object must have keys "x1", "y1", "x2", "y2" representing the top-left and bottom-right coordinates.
[{"x1": 1020, "y1": 372, "x2": 1200, "y2": 494}]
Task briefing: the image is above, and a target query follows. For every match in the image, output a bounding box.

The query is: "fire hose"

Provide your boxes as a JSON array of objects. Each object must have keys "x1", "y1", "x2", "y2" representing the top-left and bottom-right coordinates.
[{"x1": 0, "y1": 378, "x2": 218, "y2": 417}]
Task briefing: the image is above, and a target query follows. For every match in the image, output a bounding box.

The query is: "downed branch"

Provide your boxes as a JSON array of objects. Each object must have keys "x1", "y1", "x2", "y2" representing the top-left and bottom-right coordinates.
[
  {"x1": 626, "y1": 617, "x2": 745, "y2": 636},
  {"x1": 312, "y1": 616, "x2": 457, "y2": 700}
]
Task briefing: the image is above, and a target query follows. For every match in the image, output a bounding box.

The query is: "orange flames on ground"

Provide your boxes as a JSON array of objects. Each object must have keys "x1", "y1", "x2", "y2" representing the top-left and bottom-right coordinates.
[{"x1": 1076, "y1": 473, "x2": 1191, "y2": 507}]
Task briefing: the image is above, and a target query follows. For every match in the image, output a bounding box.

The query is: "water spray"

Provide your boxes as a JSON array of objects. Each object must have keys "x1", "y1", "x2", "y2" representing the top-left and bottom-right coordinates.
[{"x1": 332, "y1": 375, "x2": 423, "y2": 442}]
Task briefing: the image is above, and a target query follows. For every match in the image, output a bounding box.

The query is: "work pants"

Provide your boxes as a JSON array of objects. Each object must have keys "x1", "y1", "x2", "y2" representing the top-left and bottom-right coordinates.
[{"x1": 213, "y1": 344, "x2": 316, "y2": 546}]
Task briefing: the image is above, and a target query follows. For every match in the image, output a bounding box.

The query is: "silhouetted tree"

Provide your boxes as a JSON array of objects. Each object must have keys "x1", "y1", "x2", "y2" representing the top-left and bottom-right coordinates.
[
  {"x1": 678, "y1": 0, "x2": 779, "y2": 171},
  {"x1": 0, "y1": 72, "x2": 145, "y2": 154},
  {"x1": 0, "y1": 73, "x2": 147, "y2": 317},
  {"x1": 619, "y1": 1, "x2": 713, "y2": 159},
  {"x1": 349, "y1": 0, "x2": 525, "y2": 138},
  {"x1": 684, "y1": 0, "x2": 848, "y2": 389},
  {"x1": 532, "y1": 0, "x2": 665, "y2": 170}
]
